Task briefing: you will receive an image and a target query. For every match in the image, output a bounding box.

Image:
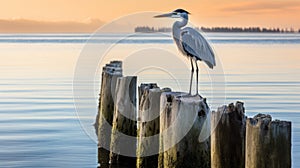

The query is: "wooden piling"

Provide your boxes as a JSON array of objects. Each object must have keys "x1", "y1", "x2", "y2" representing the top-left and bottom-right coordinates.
[
  {"x1": 138, "y1": 83, "x2": 158, "y2": 102},
  {"x1": 211, "y1": 101, "x2": 246, "y2": 168},
  {"x1": 137, "y1": 83, "x2": 165, "y2": 168},
  {"x1": 158, "y1": 92, "x2": 211, "y2": 168},
  {"x1": 96, "y1": 61, "x2": 122, "y2": 166},
  {"x1": 245, "y1": 113, "x2": 291, "y2": 168},
  {"x1": 110, "y1": 76, "x2": 137, "y2": 166},
  {"x1": 95, "y1": 61, "x2": 292, "y2": 168}
]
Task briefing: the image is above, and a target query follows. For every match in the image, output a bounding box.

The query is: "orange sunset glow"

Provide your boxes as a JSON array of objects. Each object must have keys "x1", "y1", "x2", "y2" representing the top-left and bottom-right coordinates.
[{"x1": 0, "y1": 0, "x2": 300, "y2": 32}]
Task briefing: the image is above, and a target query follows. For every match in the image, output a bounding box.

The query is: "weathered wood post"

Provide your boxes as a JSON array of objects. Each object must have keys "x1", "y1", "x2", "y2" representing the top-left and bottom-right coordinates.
[
  {"x1": 138, "y1": 83, "x2": 158, "y2": 102},
  {"x1": 137, "y1": 83, "x2": 165, "y2": 168},
  {"x1": 96, "y1": 61, "x2": 122, "y2": 166},
  {"x1": 110, "y1": 76, "x2": 137, "y2": 166},
  {"x1": 245, "y1": 114, "x2": 292, "y2": 168},
  {"x1": 158, "y1": 92, "x2": 211, "y2": 168},
  {"x1": 211, "y1": 101, "x2": 246, "y2": 168}
]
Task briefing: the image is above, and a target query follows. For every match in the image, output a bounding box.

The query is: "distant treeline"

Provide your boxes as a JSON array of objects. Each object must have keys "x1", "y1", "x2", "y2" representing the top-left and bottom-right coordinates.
[
  {"x1": 135, "y1": 26, "x2": 300, "y2": 33},
  {"x1": 135, "y1": 26, "x2": 172, "y2": 33}
]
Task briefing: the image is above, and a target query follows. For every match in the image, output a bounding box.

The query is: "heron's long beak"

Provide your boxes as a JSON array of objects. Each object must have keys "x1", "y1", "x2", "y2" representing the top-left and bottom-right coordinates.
[{"x1": 154, "y1": 13, "x2": 173, "y2": 18}]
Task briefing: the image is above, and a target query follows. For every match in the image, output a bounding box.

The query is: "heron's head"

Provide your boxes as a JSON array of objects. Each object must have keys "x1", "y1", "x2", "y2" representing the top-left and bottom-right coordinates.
[{"x1": 154, "y1": 9, "x2": 190, "y2": 20}]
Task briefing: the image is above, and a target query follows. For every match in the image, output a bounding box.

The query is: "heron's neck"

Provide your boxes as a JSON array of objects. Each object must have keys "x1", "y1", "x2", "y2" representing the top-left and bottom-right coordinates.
[
  {"x1": 174, "y1": 17, "x2": 188, "y2": 28},
  {"x1": 172, "y1": 17, "x2": 188, "y2": 40}
]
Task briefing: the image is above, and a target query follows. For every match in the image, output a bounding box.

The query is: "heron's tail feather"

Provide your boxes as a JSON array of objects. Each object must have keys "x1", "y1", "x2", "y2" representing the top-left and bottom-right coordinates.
[{"x1": 204, "y1": 60, "x2": 215, "y2": 69}]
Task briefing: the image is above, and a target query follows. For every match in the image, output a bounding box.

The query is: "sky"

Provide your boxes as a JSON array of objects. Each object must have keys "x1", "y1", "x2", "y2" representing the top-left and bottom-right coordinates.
[{"x1": 0, "y1": 0, "x2": 300, "y2": 33}]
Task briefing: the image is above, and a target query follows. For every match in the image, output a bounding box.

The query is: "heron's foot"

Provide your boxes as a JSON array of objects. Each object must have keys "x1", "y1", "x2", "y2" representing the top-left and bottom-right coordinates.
[
  {"x1": 176, "y1": 93, "x2": 203, "y2": 99},
  {"x1": 176, "y1": 93, "x2": 191, "y2": 98},
  {"x1": 191, "y1": 93, "x2": 203, "y2": 99}
]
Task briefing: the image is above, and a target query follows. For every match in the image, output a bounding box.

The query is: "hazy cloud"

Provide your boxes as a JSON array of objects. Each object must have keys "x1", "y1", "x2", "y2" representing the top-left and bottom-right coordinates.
[
  {"x1": 0, "y1": 18, "x2": 103, "y2": 33},
  {"x1": 221, "y1": 1, "x2": 300, "y2": 14}
]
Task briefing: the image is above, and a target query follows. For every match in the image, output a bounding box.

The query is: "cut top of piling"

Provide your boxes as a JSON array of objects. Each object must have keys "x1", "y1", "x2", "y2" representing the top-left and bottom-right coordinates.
[
  {"x1": 247, "y1": 113, "x2": 291, "y2": 132},
  {"x1": 162, "y1": 92, "x2": 207, "y2": 104},
  {"x1": 103, "y1": 60, "x2": 123, "y2": 75}
]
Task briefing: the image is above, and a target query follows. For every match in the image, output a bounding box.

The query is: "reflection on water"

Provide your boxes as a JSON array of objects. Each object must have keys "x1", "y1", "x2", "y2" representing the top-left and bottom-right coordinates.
[
  {"x1": 0, "y1": 79, "x2": 97, "y2": 167},
  {"x1": 0, "y1": 33, "x2": 299, "y2": 167}
]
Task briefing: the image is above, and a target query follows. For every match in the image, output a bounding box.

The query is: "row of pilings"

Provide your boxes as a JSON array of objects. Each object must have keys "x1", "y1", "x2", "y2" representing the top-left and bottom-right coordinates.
[{"x1": 95, "y1": 61, "x2": 291, "y2": 168}]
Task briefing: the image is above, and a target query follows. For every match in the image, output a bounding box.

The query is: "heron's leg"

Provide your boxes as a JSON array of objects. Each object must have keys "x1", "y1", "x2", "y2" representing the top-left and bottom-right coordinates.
[
  {"x1": 195, "y1": 59, "x2": 199, "y2": 95},
  {"x1": 189, "y1": 57, "x2": 194, "y2": 95}
]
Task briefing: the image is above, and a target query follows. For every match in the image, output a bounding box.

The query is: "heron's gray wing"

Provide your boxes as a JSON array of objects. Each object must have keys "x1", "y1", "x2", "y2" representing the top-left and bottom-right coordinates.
[
  {"x1": 181, "y1": 31, "x2": 198, "y2": 57},
  {"x1": 181, "y1": 27, "x2": 216, "y2": 68}
]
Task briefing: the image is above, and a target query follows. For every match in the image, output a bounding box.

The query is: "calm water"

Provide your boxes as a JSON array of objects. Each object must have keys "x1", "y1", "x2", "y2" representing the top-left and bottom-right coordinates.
[{"x1": 0, "y1": 33, "x2": 299, "y2": 167}]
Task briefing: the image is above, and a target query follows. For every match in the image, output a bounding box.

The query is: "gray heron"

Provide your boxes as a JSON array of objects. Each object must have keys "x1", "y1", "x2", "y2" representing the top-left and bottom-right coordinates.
[{"x1": 154, "y1": 9, "x2": 216, "y2": 96}]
